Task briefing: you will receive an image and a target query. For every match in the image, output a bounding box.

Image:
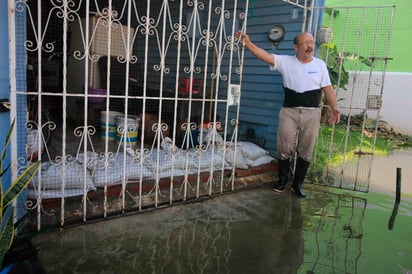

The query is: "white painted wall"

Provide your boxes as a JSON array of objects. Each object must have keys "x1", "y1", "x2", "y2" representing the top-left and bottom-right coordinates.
[
  {"x1": 336, "y1": 72, "x2": 412, "y2": 136},
  {"x1": 380, "y1": 72, "x2": 412, "y2": 135}
]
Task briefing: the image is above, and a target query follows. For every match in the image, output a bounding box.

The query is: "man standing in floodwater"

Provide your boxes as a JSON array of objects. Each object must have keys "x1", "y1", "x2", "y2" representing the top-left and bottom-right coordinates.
[{"x1": 236, "y1": 31, "x2": 340, "y2": 197}]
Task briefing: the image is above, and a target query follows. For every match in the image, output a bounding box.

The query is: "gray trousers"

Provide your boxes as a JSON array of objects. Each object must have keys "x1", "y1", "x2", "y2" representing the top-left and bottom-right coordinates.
[{"x1": 277, "y1": 107, "x2": 321, "y2": 162}]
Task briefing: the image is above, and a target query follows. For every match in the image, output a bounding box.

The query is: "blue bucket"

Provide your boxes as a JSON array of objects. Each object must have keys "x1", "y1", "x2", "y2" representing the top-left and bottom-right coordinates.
[
  {"x1": 100, "y1": 111, "x2": 122, "y2": 141},
  {"x1": 116, "y1": 115, "x2": 140, "y2": 146}
]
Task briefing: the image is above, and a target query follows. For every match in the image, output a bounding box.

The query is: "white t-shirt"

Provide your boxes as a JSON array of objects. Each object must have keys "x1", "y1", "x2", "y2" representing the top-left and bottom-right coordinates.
[{"x1": 270, "y1": 55, "x2": 331, "y2": 93}]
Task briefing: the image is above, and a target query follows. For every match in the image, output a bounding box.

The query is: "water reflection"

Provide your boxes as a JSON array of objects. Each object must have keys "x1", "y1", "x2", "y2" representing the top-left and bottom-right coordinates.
[
  {"x1": 301, "y1": 189, "x2": 366, "y2": 274},
  {"x1": 31, "y1": 187, "x2": 390, "y2": 274}
]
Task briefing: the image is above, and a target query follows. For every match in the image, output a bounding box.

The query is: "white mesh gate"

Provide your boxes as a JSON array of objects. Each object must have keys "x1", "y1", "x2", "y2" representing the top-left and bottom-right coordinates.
[
  {"x1": 9, "y1": 0, "x2": 260, "y2": 230},
  {"x1": 304, "y1": 4, "x2": 395, "y2": 192}
]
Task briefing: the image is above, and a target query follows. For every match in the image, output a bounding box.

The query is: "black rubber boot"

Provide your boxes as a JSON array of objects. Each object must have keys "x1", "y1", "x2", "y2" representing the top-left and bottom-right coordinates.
[
  {"x1": 291, "y1": 157, "x2": 310, "y2": 198},
  {"x1": 273, "y1": 159, "x2": 290, "y2": 193}
]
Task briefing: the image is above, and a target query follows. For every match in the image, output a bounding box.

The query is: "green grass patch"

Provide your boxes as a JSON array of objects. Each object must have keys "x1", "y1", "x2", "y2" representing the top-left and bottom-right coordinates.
[{"x1": 314, "y1": 124, "x2": 412, "y2": 168}]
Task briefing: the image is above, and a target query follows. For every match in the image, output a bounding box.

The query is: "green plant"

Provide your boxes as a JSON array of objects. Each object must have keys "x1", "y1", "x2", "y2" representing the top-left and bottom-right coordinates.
[
  {"x1": 0, "y1": 120, "x2": 40, "y2": 269},
  {"x1": 317, "y1": 42, "x2": 373, "y2": 90}
]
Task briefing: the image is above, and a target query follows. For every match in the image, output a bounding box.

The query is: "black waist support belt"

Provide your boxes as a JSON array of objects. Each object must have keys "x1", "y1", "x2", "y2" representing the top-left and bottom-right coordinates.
[{"x1": 283, "y1": 87, "x2": 322, "y2": 108}]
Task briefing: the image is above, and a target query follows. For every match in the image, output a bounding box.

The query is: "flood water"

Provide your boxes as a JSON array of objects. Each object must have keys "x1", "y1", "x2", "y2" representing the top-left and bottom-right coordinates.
[{"x1": 28, "y1": 184, "x2": 412, "y2": 274}]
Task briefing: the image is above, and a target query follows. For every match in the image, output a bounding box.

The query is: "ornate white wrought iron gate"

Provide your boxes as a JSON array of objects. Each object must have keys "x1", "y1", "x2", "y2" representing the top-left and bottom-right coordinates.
[
  {"x1": 300, "y1": 4, "x2": 395, "y2": 192},
  {"x1": 9, "y1": 0, "x2": 259, "y2": 231}
]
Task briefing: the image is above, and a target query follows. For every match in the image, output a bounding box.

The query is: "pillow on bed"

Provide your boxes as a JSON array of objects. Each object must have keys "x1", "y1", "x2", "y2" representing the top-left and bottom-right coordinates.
[
  {"x1": 238, "y1": 141, "x2": 269, "y2": 161},
  {"x1": 247, "y1": 155, "x2": 274, "y2": 167},
  {"x1": 146, "y1": 149, "x2": 190, "y2": 171},
  {"x1": 91, "y1": 160, "x2": 124, "y2": 187},
  {"x1": 77, "y1": 151, "x2": 99, "y2": 170},
  {"x1": 91, "y1": 152, "x2": 153, "y2": 187},
  {"x1": 225, "y1": 146, "x2": 249, "y2": 169},
  {"x1": 30, "y1": 161, "x2": 96, "y2": 191},
  {"x1": 193, "y1": 148, "x2": 230, "y2": 171}
]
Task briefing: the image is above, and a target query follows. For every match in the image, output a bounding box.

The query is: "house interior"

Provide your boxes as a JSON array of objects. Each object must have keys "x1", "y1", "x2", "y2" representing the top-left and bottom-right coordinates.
[{"x1": 22, "y1": 1, "x2": 275, "y2": 209}]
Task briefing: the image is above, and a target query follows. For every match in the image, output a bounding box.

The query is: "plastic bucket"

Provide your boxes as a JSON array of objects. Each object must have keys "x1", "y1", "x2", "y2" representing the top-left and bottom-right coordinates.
[
  {"x1": 100, "y1": 111, "x2": 122, "y2": 141},
  {"x1": 116, "y1": 115, "x2": 140, "y2": 146}
]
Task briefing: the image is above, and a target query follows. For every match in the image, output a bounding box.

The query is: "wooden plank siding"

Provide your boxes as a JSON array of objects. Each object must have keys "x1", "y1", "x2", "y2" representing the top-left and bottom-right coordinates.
[{"x1": 235, "y1": 0, "x2": 304, "y2": 156}]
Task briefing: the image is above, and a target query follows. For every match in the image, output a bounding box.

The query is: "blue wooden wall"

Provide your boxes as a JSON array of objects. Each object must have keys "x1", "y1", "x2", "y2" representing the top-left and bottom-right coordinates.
[
  {"x1": 0, "y1": 0, "x2": 11, "y2": 188},
  {"x1": 238, "y1": 0, "x2": 303, "y2": 156}
]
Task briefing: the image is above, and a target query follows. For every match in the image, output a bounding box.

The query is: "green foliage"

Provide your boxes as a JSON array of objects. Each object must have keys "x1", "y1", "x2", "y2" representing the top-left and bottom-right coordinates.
[
  {"x1": 0, "y1": 120, "x2": 40, "y2": 268},
  {"x1": 317, "y1": 42, "x2": 373, "y2": 90},
  {"x1": 324, "y1": 8, "x2": 340, "y2": 18}
]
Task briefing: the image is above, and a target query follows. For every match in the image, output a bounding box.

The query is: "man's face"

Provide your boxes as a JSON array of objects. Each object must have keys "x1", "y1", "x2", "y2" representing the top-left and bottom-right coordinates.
[{"x1": 294, "y1": 33, "x2": 315, "y2": 62}]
